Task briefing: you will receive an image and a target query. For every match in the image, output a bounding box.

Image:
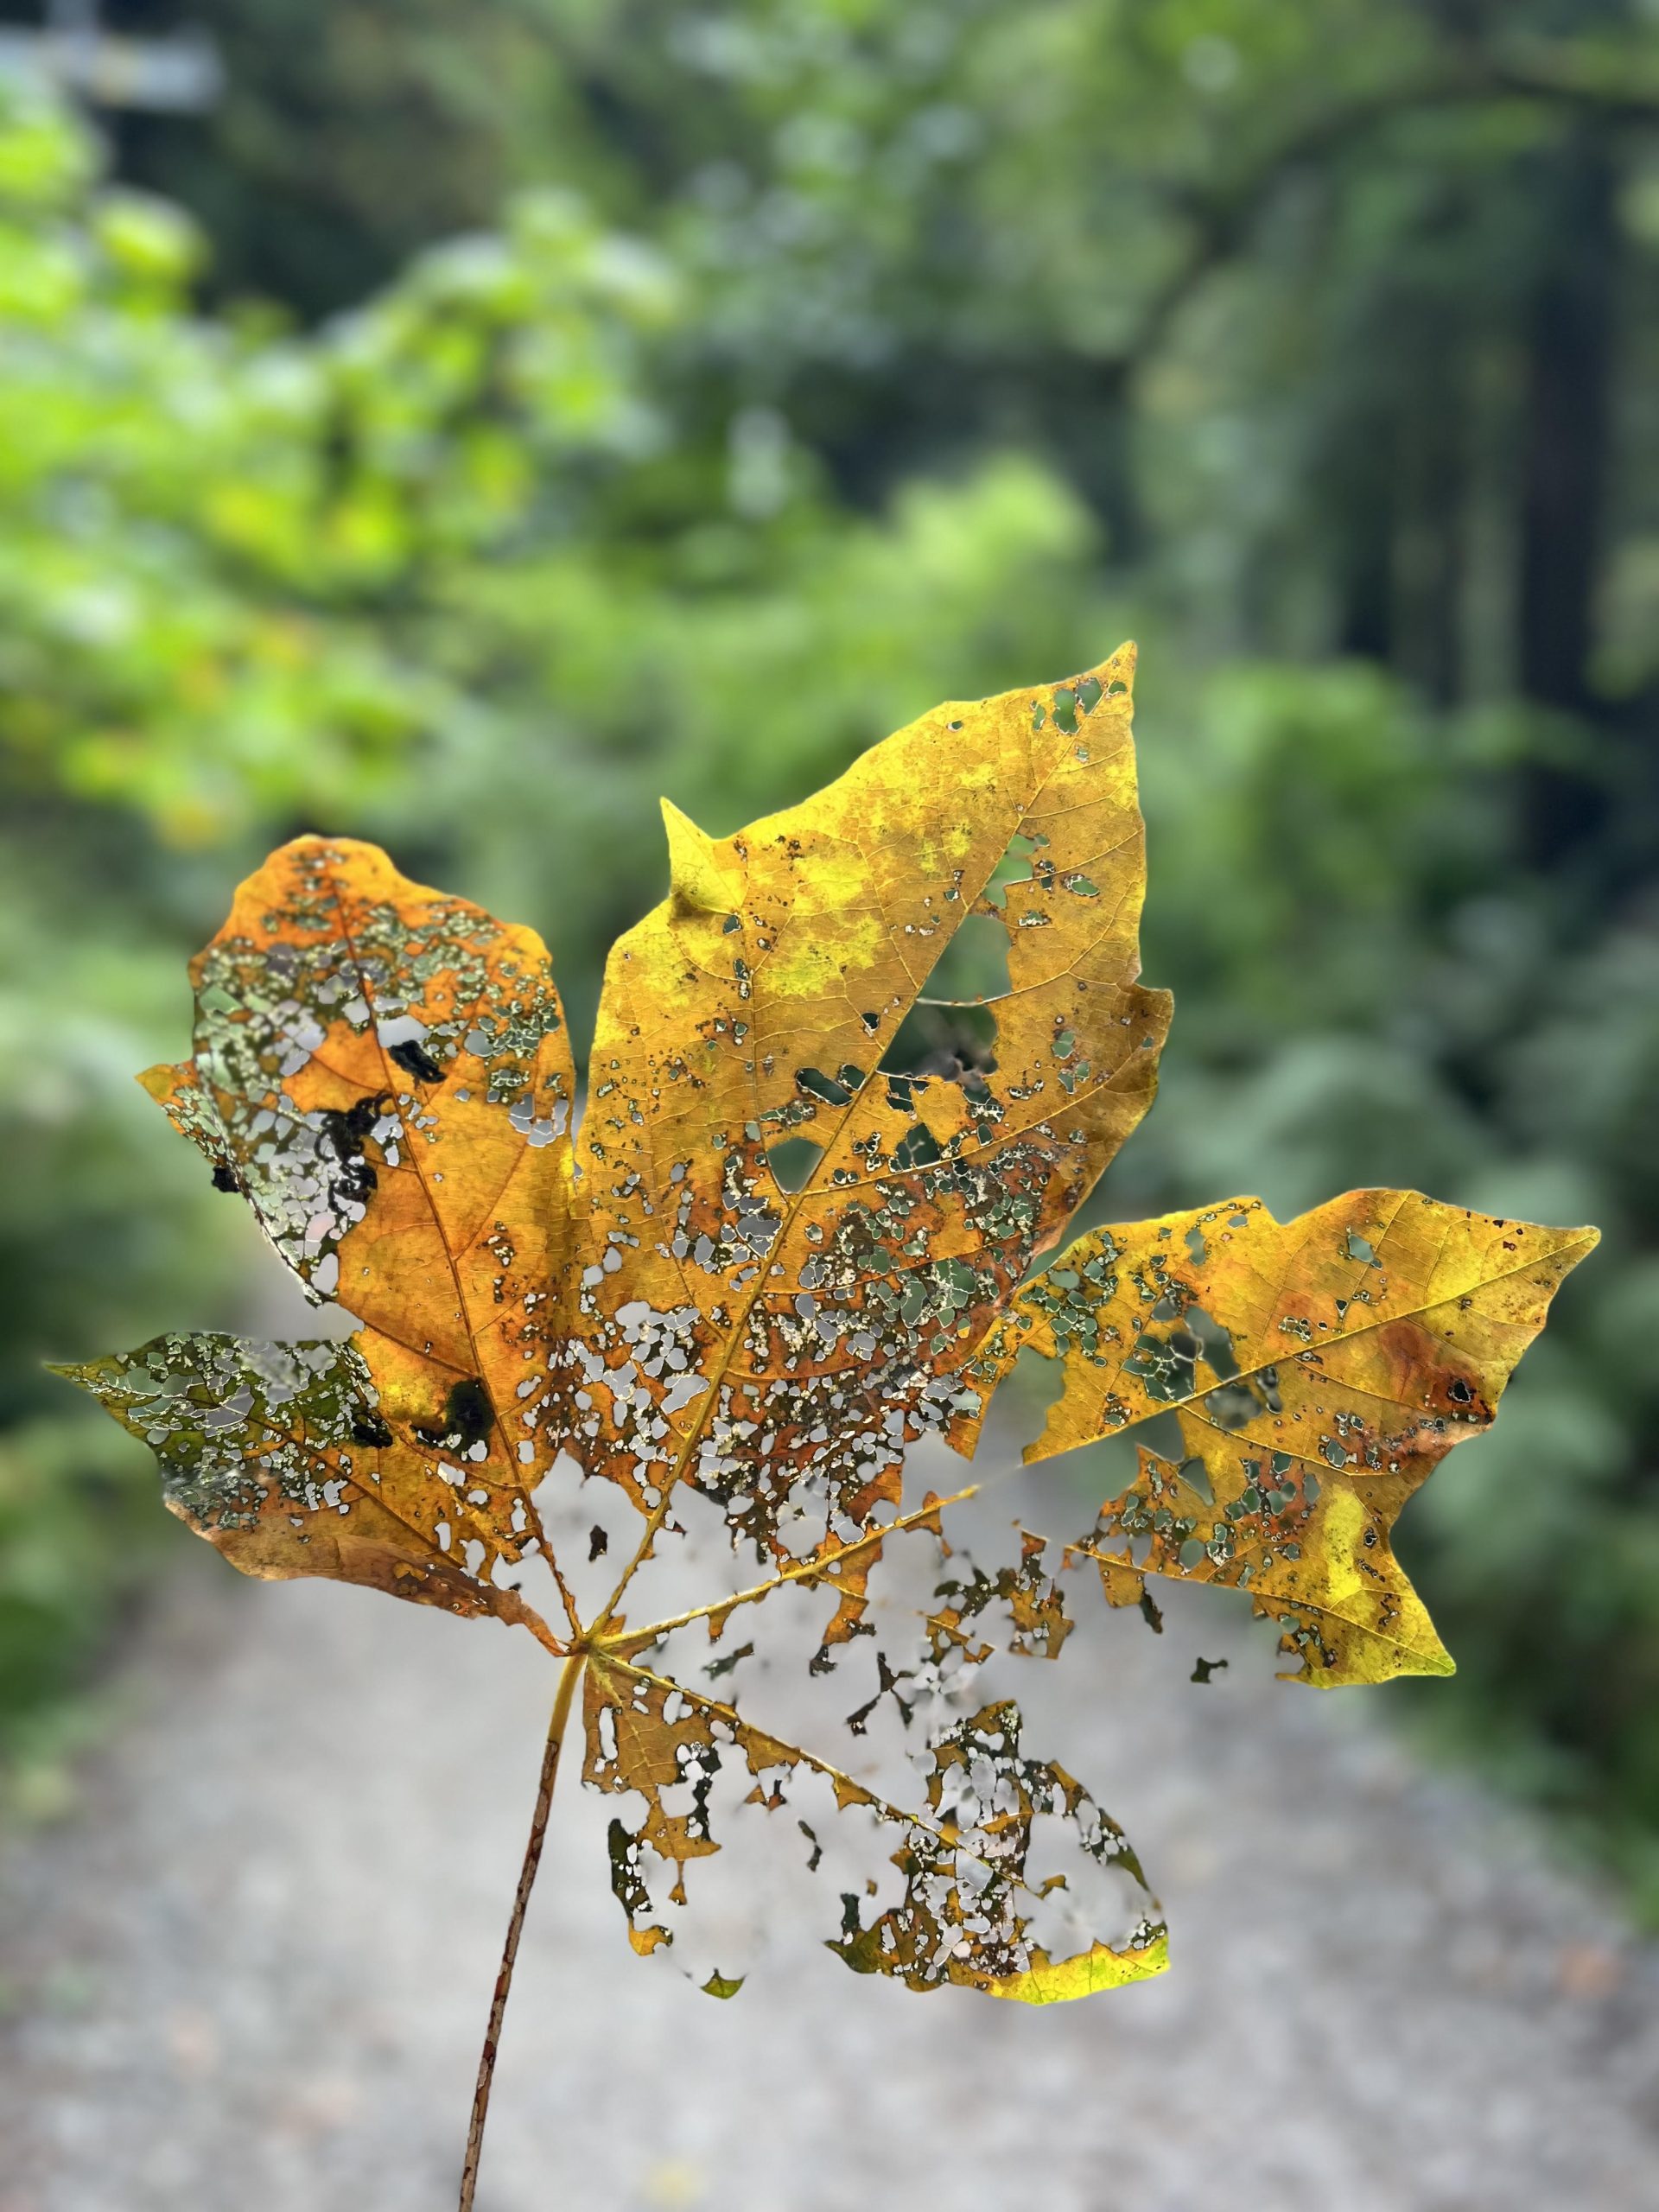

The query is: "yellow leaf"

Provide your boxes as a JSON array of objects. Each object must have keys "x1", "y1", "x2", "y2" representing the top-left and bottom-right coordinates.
[
  {"x1": 953, "y1": 1191, "x2": 1599, "y2": 1686},
  {"x1": 69, "y1": 837, "x2": 578, "y2": 1646},
  {"x1": 572, "y1": 640, "x2": 1167, "y2": 1531},
  {"x1": 59, "y1": 642, "x2": 1596, "y2": 2178}
]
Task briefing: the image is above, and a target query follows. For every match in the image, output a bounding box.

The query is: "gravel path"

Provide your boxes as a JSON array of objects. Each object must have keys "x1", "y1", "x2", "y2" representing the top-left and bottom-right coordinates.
[{"x1": 3, "y1": 1491, "x2": 1658, "y2": 2212}]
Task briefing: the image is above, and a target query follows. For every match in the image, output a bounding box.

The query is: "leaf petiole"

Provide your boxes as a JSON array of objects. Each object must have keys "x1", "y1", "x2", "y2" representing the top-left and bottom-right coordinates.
[{"x1": 458, "y1": 1646, "x2": 586, "y2": 2212}]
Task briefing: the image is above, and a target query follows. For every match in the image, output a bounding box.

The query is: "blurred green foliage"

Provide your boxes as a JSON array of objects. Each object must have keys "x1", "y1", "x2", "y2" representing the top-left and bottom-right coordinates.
[{"x1": 3, "y1": 2, "x2": 1658, "y2": 1902}]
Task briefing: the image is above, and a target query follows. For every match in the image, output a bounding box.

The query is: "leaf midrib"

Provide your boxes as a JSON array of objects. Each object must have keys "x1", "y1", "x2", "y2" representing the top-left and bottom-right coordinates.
[
  {"x1": 588, "y1": 712, "x2": 1103, "y2": 1628},
  {"x1": 1024, "y1": 1211, "x2": 1598, "y2": 1462}
]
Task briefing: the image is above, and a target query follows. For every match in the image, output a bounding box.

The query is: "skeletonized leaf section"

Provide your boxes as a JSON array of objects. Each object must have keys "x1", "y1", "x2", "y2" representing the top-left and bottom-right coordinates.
[
  {"x1": 571, "y1": 645, "x2": 1172, "y2": 1564},
  {"x1": 955, "y1": 1191, "x2": 1599, "y2": 1686},
  {"x1": 64, "y1": 1333, "x2": 544, "y2": 1628},
  {"x1": 132, "y1": 836, "x2": 581, "y2": 1558},
  {"x1": 583, "y1": 1653, "x2": 1165, "y2": 2003}
]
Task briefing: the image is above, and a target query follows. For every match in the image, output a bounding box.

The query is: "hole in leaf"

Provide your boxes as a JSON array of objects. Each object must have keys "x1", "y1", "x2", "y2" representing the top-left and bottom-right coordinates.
[
  {"x1": 1180, "y1": 1456, "x2": 1214, "y2": 1507},
  {"x1": 880, "y1": 999, "x2": 998, "y2": 1085},
  {"x1": 1186, "y1": 1305, "x2": 1238, "y2": 1380},
  {"x1": 892, "y1": 1122, "x2": 944, "y2": 1172},
  {"x1": 983, "y1": 1339, "x2": 1071, "y2": 1457},
  {"x1": 796, "y1": 1065, "x2": 860, "y2": 1107},
  {"x1": 1128, "y1": 1409, "x2": 1185, "y2": 1464},
  {"x1": 916, "y1": 911, "x2": 1011, "y2": 999},
  {"x1": 767, "y1": 1136, "x2": 824, "y2": 1193},
  {"x1": 982, "y1": 835, "x2": 1044, "y2": 912},
  {"x1": 1203, "y1": 1382, "x2": 1262, "y2": 1432},
  {"x1": 880, "y1": 908, "x2": 1007, "y2": 1086}
]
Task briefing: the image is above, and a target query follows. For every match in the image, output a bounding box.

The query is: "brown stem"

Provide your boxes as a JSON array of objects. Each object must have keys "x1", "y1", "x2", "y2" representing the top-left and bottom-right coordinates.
[{"x1": 458, "y1": 1649, "x2": 585, "y2": 2212}]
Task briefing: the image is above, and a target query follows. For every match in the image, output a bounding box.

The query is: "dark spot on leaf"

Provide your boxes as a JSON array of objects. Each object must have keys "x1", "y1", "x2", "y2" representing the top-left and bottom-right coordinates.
[
  {"x1": 343, "y1": 1092, "x2": 391, "y2": 1141},
  {"x1": 318, "y1": 1092, "x2": 393, "y2": 1205},
  {"x1": 389, "y1": 1038, "x2": 446, "y2": 1084},
  {"x1": 588, "y1": 1524, "x2": 608, "y2": 1561},
  {"x1": 413, "y1": 1376, "x2": 494, "y2": 1452}
]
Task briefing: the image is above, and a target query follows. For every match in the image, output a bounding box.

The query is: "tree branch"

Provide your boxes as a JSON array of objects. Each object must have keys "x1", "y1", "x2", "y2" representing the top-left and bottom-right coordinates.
[{"x1": 1118, "y1": 43, "x2": 1659, "y2": 376}]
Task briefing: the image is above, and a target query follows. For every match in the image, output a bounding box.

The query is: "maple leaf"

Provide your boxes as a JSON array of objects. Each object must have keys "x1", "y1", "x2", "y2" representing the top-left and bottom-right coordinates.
[{"x1": 59, "y1": 645, "x2": 1596, "y2": 2207}]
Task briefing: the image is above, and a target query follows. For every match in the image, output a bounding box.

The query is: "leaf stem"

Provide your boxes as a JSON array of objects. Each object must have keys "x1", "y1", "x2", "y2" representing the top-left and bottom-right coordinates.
[{"x1": 458, "y1": 1647, "x2": 585, "y2": 2212}]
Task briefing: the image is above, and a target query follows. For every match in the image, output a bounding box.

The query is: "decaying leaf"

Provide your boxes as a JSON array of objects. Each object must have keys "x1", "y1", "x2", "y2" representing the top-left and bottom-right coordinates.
[
  {"x1": 72, "y1": 839, "x2": 579, "y2": 1643},
  {"x1": 59, "y1": 645, "x2": 1596, "y2": 2197},
  {"x1": 951, "y1": 1191, "x2": 1597, "y2": 1686}
]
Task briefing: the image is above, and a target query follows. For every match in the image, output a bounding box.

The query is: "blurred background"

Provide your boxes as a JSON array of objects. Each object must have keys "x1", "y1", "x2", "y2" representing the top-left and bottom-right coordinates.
[{"x1": 2, "y1": 0, "x2": 1658, "y2": 1952}]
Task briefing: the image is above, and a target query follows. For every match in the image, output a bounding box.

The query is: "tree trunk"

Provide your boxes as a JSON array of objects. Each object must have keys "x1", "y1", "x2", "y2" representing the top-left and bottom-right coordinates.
[{"x1": 1516, "y1": 126, "x2": 1621, "y2": 863}]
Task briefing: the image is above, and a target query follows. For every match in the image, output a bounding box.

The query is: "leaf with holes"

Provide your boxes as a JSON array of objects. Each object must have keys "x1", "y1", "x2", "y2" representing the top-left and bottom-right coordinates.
[{"x1": 57, "y1": 645, "x2": 1596, "y2": 2208}]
